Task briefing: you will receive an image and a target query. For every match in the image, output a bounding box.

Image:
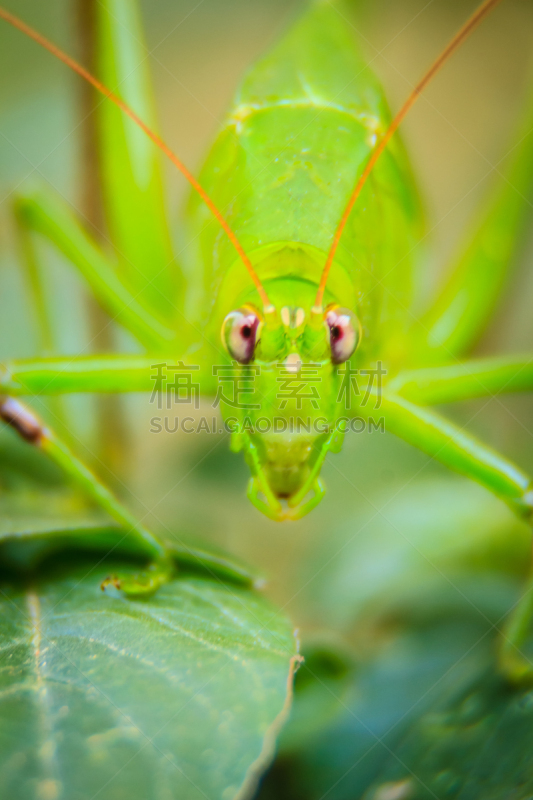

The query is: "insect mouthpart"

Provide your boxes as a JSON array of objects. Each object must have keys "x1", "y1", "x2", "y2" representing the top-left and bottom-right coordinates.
[
  {"x1": 244, "y1": 422, "x2": 336, "y2": 521},
  {"x1": 284, "y1": 353, "x2": 302, "y2": 373}
]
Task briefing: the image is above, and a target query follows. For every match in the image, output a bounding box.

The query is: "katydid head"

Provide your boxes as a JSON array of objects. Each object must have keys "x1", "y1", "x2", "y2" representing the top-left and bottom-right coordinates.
[{"x1": 220, "y1": 294, "x2": 362, "y2": 520}]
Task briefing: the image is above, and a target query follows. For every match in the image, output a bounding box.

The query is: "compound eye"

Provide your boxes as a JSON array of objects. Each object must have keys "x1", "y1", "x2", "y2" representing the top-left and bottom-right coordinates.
[
  {"x1": 222, "y1": 309, "x2": 261, "y2": 364},
  {"x1": 326, "y1": 307, "x2": 361, "y2": 364}
]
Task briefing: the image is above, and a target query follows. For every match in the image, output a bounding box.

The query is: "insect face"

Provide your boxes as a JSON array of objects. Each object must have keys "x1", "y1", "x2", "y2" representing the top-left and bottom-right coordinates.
[
  {"x1": 218, "y1": 293, "x2": 362, "y2": 518},
  {"x1": 221, "y1": 301, "x2": 362, "y2": 367}
]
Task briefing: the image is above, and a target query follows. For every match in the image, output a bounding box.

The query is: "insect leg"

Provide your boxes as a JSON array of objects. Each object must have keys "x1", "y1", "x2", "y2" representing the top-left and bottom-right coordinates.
[
  {"x1": 0, "y1": 354, "x2": 218, "y2": 397},
  {"x1": 388, "y1": 354, "x2": 533, "y2": 405},
  {"x1": 91, "y1": 0, "x2": 181, "y2": 321},
  {"x1": 358, "y1": 390, "x2": 533, "y2": 681},
  {"x1": 14, "y1": 188, "x2": 176, "y2": 352},
  {"x1": 15, "y1": 207, "x2": 55, "y2": 355},
  {"x1": 361, "y1": 390, "x2": 533, "y2": 520},
  {"x1": 413, "y1": 86, "x2": 533, "y2": 363},
  {"x1": 0, "y1": 395, "x2": 174, "y2": 594},
  {"x1": 14, "y1": 201, "x2": 71, "y2": 428}
]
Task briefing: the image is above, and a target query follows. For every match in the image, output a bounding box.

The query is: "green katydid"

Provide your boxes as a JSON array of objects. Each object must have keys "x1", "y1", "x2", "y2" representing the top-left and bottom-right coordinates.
[{"x1": 1, "y1": 0, "x2": 533, "y2": 673}]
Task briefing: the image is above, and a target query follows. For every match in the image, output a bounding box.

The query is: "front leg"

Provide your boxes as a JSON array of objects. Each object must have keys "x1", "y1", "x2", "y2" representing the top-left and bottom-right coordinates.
[
  {"x1": 0, "y1": 396, "x2": 173, "y2": 594},
  {"x1": 388, "y1": 354, "x2": 533, "y2": 405},
  {"x1": 363, "y1": 391, "x2": 533, "y2": 519},
  {"x1": 0, "y1": 353, "x2": 218, "y2": 396},
  {"x1": 356, "y1": 390, "x2": 533, "y2": 681}
]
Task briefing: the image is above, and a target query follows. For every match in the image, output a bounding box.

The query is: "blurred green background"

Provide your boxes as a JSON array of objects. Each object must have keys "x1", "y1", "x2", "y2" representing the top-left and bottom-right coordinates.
[{"x1": 1, "y1": 1, "x2": 533, "y2": 796}]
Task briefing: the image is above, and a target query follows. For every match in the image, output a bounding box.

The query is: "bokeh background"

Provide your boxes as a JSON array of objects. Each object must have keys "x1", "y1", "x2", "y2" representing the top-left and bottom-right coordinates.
[{"x1": 1, "y1": 1, "x2": 533, "y2": 796}]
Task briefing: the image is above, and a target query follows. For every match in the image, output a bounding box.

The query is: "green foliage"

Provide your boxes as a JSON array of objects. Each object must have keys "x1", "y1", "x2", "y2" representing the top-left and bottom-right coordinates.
[
  {"x1": 259, "y1": 569, "x2": 530, "y2": 800},
  {"x1": 0, "y1": 432, "x2": 295, "y2": 799},
  {"x1": 0, "y1": 557, "x2": 296, "y2": 800},
  {"x1": 364, "y1": 670, "x2": 533, "y2": 800}
]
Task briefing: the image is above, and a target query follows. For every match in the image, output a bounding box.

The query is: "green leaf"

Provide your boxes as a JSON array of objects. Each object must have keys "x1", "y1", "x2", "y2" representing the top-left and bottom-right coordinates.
[
  {"x1": 259, "y1": 568, "x2": 526, "y2": 800},
  {"x1": 260, "y1": 615, "x2": 491, "y2": 800},
  {"x1": 0, "y1": 559, "x2": 296, "y2": 800},
  {"x1": 362, "y1": 671, "x2": 533, "y2": 800},
  {"x1": 0, "y1": 484, "x2": 263, "y2": 587}
]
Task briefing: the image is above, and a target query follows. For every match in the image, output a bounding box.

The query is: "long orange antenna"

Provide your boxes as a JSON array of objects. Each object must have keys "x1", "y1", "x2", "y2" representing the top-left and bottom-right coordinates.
[
  {"x1": 314, "y1": 0, "x2": 504, "y2": 311},
  {"x1": 0, "y1": 7, "x2": 273, "y2": 310}
]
